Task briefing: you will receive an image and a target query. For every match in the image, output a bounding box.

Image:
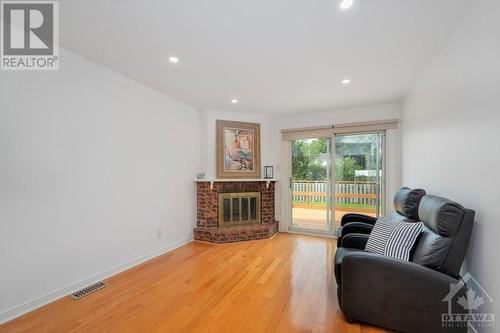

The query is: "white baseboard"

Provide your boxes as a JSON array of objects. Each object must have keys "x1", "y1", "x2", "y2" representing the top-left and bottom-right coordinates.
[{"x1": 0, "y1": 236, "x2": 193, "y2": 325}]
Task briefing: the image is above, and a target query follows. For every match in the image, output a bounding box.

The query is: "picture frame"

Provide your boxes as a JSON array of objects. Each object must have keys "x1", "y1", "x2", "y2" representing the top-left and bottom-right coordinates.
[{"x1": 216, "y1": 120, "x2": 261, "y2": 179}]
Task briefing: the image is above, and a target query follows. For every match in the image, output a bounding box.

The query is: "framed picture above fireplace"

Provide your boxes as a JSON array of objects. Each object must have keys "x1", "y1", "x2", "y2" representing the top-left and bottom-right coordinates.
[{"x1": 216, "y1": 120, "x2": 261, "y2": 178}]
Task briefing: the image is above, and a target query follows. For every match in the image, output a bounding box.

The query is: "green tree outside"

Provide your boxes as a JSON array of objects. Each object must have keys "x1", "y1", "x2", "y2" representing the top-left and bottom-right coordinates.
[{"x1": 292, "y1": 138, "x2": 363, "y2": 181}]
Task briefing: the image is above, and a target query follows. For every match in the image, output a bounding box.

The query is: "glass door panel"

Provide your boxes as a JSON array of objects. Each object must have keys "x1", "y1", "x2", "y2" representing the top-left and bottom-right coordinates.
[
  {"x1": 334, "y1": 132, "x2": 384, "y2": 232},
  {"x1": 290, "y1": 137, "x2": 333, "y2": 232}
]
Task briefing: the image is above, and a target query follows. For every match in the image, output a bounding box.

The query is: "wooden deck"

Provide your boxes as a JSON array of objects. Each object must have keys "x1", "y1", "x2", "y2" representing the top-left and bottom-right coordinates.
[{"x1": 292, "y1": 207, "x2": 377, "y2": 231}]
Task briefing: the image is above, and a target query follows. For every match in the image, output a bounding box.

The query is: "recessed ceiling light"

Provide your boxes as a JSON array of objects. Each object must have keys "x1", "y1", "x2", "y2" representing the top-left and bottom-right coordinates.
[
  {"x1": 231, "y1": 99, "x2": 239, "y2": 104},
  {"x1": 340, "y1": 0, "x2": 353, "y2": 10},
  {"x1": 341, "y1": 79, "x2": 351, "y2": 85},
  {"x1": 168, "y1": 56, "x2": 179, "y2": 63}
]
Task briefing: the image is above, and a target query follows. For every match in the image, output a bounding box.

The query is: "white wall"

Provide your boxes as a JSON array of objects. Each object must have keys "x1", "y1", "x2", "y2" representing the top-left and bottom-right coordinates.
[
  {"x1": 0, "y1": 48, "x2": 200, "y2": 321},
  {"x1": 199, "y1": 110, "x2": 272, "y2": 179},
  {"x1": 198, "y1": 103, "x2": 402, "y2": 231},
  {"x1": 401, "y1": 0, "x2": 499, "y2": 317},
  {"x1": 270, "y1": 102, "x2": 402, "y2": 230}
]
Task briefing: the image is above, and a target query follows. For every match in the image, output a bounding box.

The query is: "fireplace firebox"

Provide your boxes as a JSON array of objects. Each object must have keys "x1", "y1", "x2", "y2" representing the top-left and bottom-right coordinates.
[
  {"x1": 219, "y1": 192, "x2": 261, "y2": 226},
  {"x1": 194, "y1": 180, "x2": 278, "y2": 243}
]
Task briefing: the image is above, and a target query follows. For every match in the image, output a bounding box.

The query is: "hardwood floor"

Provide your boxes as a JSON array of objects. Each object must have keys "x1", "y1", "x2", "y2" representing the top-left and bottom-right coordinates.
[{"x1": 0, "y1": 233, "x2": 391, "y2": 333}]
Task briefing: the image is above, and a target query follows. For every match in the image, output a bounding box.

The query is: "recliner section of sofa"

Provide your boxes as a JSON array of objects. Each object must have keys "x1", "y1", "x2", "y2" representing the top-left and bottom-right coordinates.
[
  {"x1": 334, "y1": 194, "x2": 475, "y2": 333},
  {"x1": 337, "y1": 187, "x2": 426, "y2": 247}
]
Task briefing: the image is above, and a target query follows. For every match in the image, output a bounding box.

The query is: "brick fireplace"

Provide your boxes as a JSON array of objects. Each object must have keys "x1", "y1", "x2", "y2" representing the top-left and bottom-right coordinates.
[{"x1": 194, "y1": 180, "x2": 278, "y2": 243}]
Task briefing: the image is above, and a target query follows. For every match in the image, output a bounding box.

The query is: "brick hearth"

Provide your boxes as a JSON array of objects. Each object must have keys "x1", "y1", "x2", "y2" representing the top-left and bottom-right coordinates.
[{"x1": 194, "y1": 180, "x2": 278, "y2": 243}]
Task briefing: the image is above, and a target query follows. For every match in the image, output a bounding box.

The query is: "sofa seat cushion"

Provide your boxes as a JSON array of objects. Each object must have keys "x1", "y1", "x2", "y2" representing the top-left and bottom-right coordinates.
[{"x1": 334, "y1": 247, "x2": 363, "y2": 286}]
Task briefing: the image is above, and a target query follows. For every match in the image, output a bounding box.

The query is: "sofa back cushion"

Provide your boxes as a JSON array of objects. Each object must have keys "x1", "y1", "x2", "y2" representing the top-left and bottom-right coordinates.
[
  {"x1": 410, "y1": 225, "x2": 453, "y2": 270},
  {"x1": 417, "y1": 195, "x2": 464, "y2": 237},
  {"x1": 388, "y1": 211, "x2": 411, "y2": 223},
  {"x1": 393, "y1": 187, "x2": 426, "y2": 220},
  {"x1": 411, "y1": 195, "x2": 471, "y2": 277}
]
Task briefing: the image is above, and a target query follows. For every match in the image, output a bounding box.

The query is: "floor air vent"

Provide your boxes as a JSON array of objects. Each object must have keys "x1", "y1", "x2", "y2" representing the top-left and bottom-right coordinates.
[{"x1": 70, "y1": 281, "x2": 107, "y2": 300}]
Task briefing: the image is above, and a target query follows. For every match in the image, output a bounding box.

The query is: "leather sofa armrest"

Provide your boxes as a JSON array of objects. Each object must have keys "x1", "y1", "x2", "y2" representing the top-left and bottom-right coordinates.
[
  {"x1": 341, "y1": 252, "x2": 466, "y2": 333},
  {"x1": 340, "y1": 222, "x2": 374, "y2": 237},
  {"x1": 340, "y1": 233, "x2": 369, "y2": 250},
  {"x1": 340, "y1": 213, "x2": 377, "y2": 226}
]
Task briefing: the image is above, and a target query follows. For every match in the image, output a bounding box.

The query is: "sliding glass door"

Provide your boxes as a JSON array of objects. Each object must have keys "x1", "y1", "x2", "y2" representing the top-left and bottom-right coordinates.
[
  {"x1": 290, "y1": 137, "x2": 333, "y2": 232},
  {"x1": 289, "y1": 132, "x2": 384, "y2": 235},
  {"x1": 333, "y1": 132, "x2": 384, "y2": 232}
]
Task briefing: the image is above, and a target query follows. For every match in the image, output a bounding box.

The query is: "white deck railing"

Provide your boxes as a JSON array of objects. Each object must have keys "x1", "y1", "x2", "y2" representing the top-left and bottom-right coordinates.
[{"x1": 292, "y1": 181, "x2": 378, "y2": 206}]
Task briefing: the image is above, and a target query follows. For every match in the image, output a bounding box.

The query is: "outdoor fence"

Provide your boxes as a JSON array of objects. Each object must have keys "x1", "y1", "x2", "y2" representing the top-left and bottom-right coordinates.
[{"x1": 292, "y1": 181, "x2": 378, "y2": 212}]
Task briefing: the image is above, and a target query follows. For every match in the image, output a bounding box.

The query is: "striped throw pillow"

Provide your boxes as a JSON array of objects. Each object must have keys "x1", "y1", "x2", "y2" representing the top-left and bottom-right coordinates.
[{"x1": 365, "y1": 217, "x2": 423, "y2": 261}]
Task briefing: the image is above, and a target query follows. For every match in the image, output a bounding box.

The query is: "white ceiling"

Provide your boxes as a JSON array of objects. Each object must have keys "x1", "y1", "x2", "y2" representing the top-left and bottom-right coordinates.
[{"x1": 60, "y1": 0, "x2": 473, "y2": 115}]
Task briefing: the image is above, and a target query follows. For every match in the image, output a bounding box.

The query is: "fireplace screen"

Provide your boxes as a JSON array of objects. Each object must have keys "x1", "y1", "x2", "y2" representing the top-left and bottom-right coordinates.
[{"x1": 219, "y1": 192, "x2": 261, "y2": 226}]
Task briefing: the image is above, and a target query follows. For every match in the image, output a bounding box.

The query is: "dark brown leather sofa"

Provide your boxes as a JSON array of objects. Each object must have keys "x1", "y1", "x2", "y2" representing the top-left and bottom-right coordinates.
[{"x1": 335, "y1": 195, "x2": 475, "y2": 333}]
